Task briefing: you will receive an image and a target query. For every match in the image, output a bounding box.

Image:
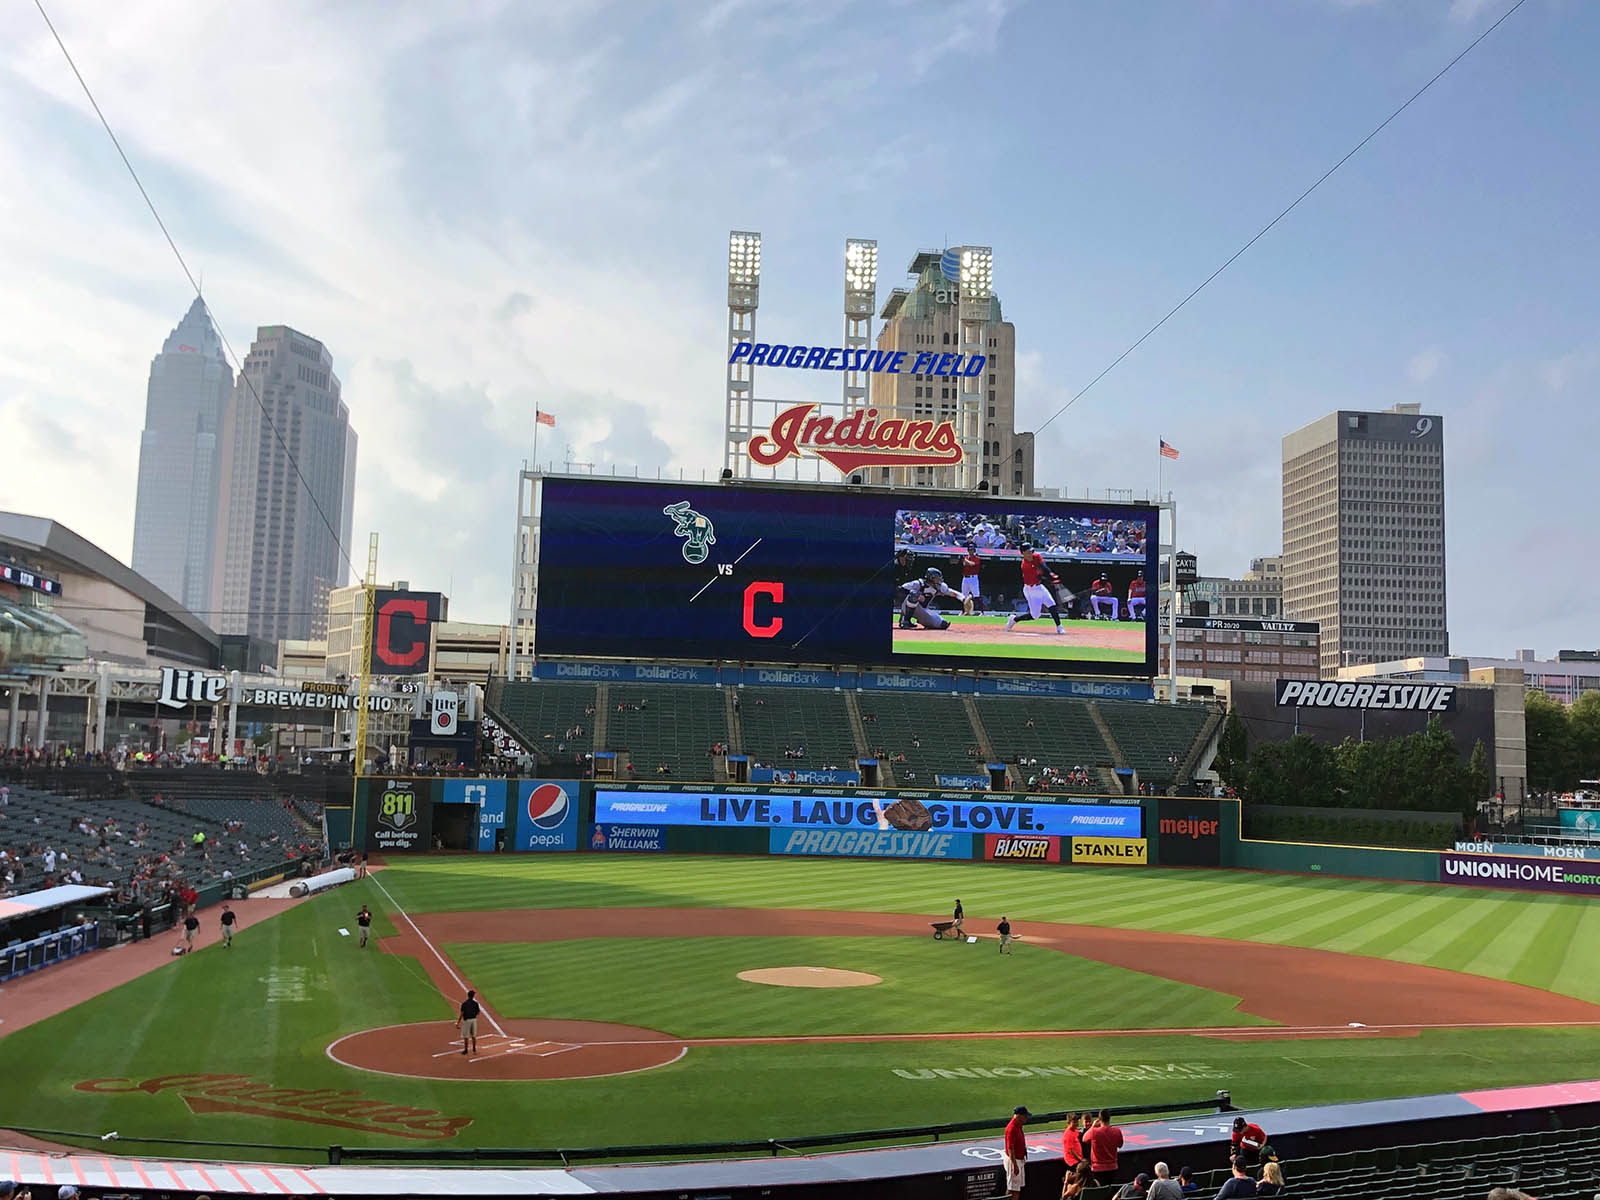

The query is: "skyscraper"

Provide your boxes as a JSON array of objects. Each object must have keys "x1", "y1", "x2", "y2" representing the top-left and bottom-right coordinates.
[
  {"x1": 131, "y1": 297, "x2": 233, "y2": 617},
  {"x1": 1282, "y1": 403, "x2": 1448, "y2": 676},
  {"x1": 213, "y1": 325, "x2": 356, "y2": 646},
  {"x1": 871, "y1": 252, "x2": 1034, "y2": 493}
]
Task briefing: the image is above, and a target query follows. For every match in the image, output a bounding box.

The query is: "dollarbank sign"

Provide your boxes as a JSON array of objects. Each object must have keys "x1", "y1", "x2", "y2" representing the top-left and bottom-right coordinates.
[{"x1": 731, "y1": 342, "x2": 980, "y2": 473}]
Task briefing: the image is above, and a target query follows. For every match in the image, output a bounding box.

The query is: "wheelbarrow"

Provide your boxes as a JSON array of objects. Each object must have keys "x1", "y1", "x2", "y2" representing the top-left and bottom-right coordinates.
[{"x1": 931, "y1": 921, "x2": 964, "y2": 941}]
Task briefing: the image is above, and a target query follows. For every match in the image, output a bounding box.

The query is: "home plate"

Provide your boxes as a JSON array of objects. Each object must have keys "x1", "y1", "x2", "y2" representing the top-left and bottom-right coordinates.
[{"x1": 1349, "y1": 1022, "x2": 1366, "y2": 1028}]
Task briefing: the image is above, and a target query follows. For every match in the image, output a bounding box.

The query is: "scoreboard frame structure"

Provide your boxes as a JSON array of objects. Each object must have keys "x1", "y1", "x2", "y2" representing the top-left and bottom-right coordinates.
[{"x1": 512, "y1": 470, "x2": 1177, "y2": 687}]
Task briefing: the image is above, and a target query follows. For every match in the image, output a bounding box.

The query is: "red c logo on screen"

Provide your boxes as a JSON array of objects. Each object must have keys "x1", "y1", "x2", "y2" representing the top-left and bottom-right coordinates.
[
  {"x1": 743, "y1": 581, "x2": 784, "y2": 638},
  {"x1": 375, "y1": 596, "x2": 430, "y2": 667}
]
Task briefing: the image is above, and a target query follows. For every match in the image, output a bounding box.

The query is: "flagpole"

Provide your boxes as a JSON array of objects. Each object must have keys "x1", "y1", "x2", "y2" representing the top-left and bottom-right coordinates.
[{"x1": 533, "y1": 405, "x2": 540, "y2": 473}]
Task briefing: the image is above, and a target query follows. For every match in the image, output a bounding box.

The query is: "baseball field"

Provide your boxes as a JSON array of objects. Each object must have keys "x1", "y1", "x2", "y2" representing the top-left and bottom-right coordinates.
[
  {"x1": 893, "y1": 615, "x2": 1145, "y2": 662},
  {"x1": 3, "y1": 853, "x2": 1599, "y2": 1162}
]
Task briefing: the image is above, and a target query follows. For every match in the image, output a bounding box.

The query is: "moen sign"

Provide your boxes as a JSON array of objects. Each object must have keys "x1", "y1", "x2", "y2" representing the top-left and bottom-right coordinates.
[
  {"x1": 748, "y1": 402, "x2": 962, "y2": 473},
  {"x1": 1275, "y1": 679, "x2": 1457, "y2": 712}
]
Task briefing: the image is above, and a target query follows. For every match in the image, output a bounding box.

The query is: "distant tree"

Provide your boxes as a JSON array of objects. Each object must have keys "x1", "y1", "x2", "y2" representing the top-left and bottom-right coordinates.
[
  {"x1": 1568, "y1": 691, "x2": 1600, "y2": 784},
  {"x1": 1213, "y1": 708, "x2": 1249, "y2": 789},
  {"x1": 1466, "y1": 740, "x2": 1493, "y2": 814},
  {"x1": 1244, "y1": 734, "x2": 1340, "y2": 806},
  {"x1": 1525, "y1": 690, "x2": 1576, "y2": 791}
]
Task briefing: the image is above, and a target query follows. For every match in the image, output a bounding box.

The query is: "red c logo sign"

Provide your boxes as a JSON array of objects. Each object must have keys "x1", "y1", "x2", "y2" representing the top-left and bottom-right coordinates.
[
  {"x1": 375, "y1": 597, "x2": 430, "y2": 667},
  {"x1": 742, "y1": 581, "x2": 784, "y2": 638}
]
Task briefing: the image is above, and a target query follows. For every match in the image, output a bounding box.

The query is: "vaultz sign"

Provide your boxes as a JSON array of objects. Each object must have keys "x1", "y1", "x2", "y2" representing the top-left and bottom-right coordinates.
[{"x1": 748, "y1": 402, "x2": 962, "y2": 473}]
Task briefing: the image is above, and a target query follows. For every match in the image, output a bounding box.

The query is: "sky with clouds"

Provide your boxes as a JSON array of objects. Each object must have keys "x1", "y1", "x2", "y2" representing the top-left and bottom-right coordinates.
[{"x1": 0, "y1": 0, "x2": 1595, "y2": 657}]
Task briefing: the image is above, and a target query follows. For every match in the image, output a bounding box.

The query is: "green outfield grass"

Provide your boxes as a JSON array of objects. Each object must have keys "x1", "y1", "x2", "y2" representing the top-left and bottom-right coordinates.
[
  {"x1": 1, "y1": 855, "x2": 1597, "y2": 1159},
  {"x1": 893, "y1": 615, "x2": 1145, "y2": 662}
]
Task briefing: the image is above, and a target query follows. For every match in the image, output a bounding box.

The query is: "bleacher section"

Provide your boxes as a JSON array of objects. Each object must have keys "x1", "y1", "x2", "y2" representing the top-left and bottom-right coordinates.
[
  {"x1": 1098, "y1": 698, "x2": 1215, "y2": 784},
  {"x1": 1123, "y1": 1124, "x2": 1600, "y2": 1200},
  {"x1": 0, "y1": 777, "x2": 311, "y2": 902},
  {"x1": 485, "y1": 679, "x2": 597, "y2": 769},
  {"x1": 855, "y1": 693, "x2": 985, "y2": 784},
  {"x1": 738, "y1": 688, "x2": 859, "y2": 771},
  {"x1": 609, "y1": 686, "x2": 728, "y2": 780},
  {"x1": 977, "y1": 696, "x2": 1114, "y2": 791},
  {"x1": 488, "y1": 678, "x2": 1221, "y2": 794}
]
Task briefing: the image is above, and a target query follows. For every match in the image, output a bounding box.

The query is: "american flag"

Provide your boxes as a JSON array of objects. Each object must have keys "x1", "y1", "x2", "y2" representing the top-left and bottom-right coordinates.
[
  {"x1": 1159, "y1": 440, "x2": 1180, "y2": 460},
  {"x1": 536, "y1": 410, "x2": 556, "y2": 428}
]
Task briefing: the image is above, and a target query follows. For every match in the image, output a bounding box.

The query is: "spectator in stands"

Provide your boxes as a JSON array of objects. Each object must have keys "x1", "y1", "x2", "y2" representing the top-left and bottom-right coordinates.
[
  {"x1": 1485, "y1": 1191, "x2": 1538, "y2": 1200},
  {"x1": 1230, "y1": 1117, "x2": 1267, "y2": 1168},
  {"x1": 1254, "y1": 1162, "x2": 1286, "y2": 1196},
  {"x1": 1213, "y1": 1156, "x2": 1257, "y2": 1198},
  {"x1": 1061, "y1": 1111, "x2": 1084, "y2": 1174},
  {"x1": 1114, "y1": 1173, "x2": 1151, "y2": 1199},
  {"x1": 1062, "y1": 1161, "x2": 1093, "y2": 1197},
  {"x1": 1085, "y1": 1108, "x2": 1124, "y2": 1185},
  {"x1": 1147, "y1": 1163, "x2": 1184, "y2": 1200}
]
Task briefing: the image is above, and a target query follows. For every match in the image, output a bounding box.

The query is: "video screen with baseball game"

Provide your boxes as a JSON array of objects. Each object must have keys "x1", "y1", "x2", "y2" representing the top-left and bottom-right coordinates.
[{"x1": 533, "y1": 476, "x2": 1159, "y2": 675}]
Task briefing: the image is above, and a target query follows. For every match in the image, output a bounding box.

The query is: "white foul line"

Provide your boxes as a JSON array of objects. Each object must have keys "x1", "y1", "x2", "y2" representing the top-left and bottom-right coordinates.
[
  {"x1": 690, "y1": 537, "x2": 764, "y2": 603},
  {"x1": 368, "y1": 872, "x2": 506, "y2": 1037}
]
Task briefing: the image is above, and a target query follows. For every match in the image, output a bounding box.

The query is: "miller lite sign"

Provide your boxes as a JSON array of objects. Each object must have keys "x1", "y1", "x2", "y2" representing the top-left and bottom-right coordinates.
[
  {"x1": 748, "y1": 403, "x2": 962, "y2": 474},
  {"x1": 157, "y1": 667, "x2": 228, "y2": 710},
  {"x1": 430, "y1": 690, "x2": 459, "y2": 735}
]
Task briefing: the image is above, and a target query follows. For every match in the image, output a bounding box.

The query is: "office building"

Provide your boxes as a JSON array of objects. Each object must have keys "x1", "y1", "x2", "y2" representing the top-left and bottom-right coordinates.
[
  {"x1": 213, "y1": 326, "x2": 356, "y2": 646},
  {"x1": 1163, "y1": 614, "x2": 1320, "y2": 684},
  {"x1": 131, "y1": 297, "x2": 234, "y2": 616},
  {"x1": 1339, "y1": 650, "x2": 1600, "y2": 706},
  {"x1": 1282, "y1": 403, "x2": 1447, "y2": 676},
  {"x1": 1186, "y1": 555, "x2": 1284, "y2": 618},
  {"x1": 873, "y1": 252, "x2": 1034, "y2": 492}
]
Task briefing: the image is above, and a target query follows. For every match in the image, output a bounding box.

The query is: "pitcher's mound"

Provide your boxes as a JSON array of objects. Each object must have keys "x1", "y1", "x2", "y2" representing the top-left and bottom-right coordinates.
[
  {"x1": 327, "y1": 1018, "x2": 686, "y2": 1081},
  {"x1": 738, "y1": 967, "x2": 883, "y2": 988}
]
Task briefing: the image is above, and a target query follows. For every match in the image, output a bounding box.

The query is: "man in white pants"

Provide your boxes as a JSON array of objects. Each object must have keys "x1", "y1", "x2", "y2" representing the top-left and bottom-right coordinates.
[{"x1": 1003, "y1": 1104, "x2": 1030, "y2": 1200}]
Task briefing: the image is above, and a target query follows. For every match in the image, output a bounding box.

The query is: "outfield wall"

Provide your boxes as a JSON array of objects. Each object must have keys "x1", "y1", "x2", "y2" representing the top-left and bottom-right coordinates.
[{"x1": 350, "y1": 779, "x2": 1598, "y2": 894}]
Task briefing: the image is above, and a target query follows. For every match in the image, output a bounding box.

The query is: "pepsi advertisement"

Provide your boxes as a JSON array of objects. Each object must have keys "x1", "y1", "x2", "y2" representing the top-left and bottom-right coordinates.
[
  {"x1": 593, "y1": 790, "x2": 1142, "y2": 839},
  {"x1": 533, "y1": 477, "x2": 1158, "y2": 677},
  {"x1": 513, "y1": 781, "x2": 580, "y2": 852}
]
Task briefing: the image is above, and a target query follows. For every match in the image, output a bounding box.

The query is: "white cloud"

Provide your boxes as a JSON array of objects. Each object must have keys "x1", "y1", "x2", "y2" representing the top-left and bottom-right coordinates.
[{"x1": 1407, "y1": 346, "x2": 1446, "y2": 383}]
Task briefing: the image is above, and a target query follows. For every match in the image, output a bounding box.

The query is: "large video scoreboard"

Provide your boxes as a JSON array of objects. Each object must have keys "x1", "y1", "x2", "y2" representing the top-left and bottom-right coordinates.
[{"x1": 532, "y1": 476, "x2": 1159, "y2": 677}]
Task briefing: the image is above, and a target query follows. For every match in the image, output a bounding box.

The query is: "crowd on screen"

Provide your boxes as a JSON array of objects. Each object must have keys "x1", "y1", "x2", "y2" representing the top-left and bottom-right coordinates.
[{"x1": 895, "y1": 510, "x2": 1147, "y2": 556}]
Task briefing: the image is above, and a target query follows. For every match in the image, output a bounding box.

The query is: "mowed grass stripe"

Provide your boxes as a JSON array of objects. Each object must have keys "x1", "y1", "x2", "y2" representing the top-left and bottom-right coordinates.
[
  {"x1": 443, "y1": 936, "x2": 1265, "y2": 1037},
  {"x1": 375, "y1": 858, "x2": 1600, "y2": 1003}
]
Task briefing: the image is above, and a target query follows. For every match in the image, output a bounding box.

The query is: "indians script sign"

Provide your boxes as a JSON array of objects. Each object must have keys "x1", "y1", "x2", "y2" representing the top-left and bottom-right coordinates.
[
  {"x1": 748, "y1": 403, "x2": 962, "y2": 473},
  {"x1": 75, "y1": 1074, "x2": 472, "y2": 1138}
]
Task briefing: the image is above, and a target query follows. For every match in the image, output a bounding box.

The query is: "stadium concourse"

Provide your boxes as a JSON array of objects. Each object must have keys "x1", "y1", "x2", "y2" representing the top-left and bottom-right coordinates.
[{"x1": 482, "y1": 678, "x2": 1220, "y2": 793}]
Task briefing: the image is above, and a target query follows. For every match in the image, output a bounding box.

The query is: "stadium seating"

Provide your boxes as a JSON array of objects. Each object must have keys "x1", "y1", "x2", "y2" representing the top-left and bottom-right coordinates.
[
  {"x1": 485, "y1": 680, "x2": 598, "y2": 767},
  {"x1": 976, "y1": 696, "x2": 1114, "y2": 791},
  {"x1": 1095, "y1": 698, "x2": 1215, "y2": 785},
  {"x1": 738, "y1": 687, "x2": 860, "y2": 771},
  {"x1": 855, "y1": 692, "x2": 986, "y2": 784},
  {"x1": 608, "y1": 685, "x2": 729, "y2": 780},
  {"x1": 1124, "y1": 1123, "x2": 1600, "y2": 1200}
]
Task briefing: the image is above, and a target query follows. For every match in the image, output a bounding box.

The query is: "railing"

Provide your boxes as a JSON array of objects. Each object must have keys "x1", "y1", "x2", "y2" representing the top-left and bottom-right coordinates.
[
  {"x1": 328, "y1": 1093, "x2": 1234, "y2": 1166},
  {"x1": 0, "y1": 1093, "x2": 1232, "y2": 1167}
]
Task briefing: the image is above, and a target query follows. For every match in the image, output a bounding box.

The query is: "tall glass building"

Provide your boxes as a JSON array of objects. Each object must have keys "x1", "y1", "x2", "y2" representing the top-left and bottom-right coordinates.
[
  {"x1": 213, "y1": 325, "x2": 356, "y2": 646},
  {"x1": 131, "y1": 297, "x2": 233, "y2": 618}
]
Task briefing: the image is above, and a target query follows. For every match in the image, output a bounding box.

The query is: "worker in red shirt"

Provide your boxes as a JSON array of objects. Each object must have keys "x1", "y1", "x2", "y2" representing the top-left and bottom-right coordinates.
[
  {"x1": 1062, "y1": 1111, "x2": 1086, "y2": 1172},
  {"x1": 1084, "y1": 1107, "x2": 1124, "y2": 1186},
  {"x1": 1231, "y1": 1116, "x2": 1267, "y2": 1167},
  {"x1": 1003, "y1": 1104, "x2": 1030, "y2": 1200},
  {"x1": 960, "y1": 541, "x2": 983, "y2": 615}
]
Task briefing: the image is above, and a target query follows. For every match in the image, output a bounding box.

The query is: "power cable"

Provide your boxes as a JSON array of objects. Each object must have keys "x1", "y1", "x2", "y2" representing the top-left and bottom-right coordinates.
[
  {"x1": 1007, "y1": 0, "x2": 1530, "y2": 465},
  {"x1": 31, "y1": 0, "x2": 360, "y2": 585}
]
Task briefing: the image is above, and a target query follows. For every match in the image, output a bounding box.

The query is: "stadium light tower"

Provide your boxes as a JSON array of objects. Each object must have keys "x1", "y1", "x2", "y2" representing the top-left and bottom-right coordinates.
[
  {"x1": 956, "y1": 246, "x2": 994, "y2": 492},
  {"x1": 843, "y1": 238, "x2": 877, "y2": 420},
  {"x1": 724, "y1": 231, "x2": 762, "y2": 478}
]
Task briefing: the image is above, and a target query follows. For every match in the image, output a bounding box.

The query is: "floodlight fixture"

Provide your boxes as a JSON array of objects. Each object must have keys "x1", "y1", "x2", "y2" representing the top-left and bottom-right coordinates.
[
  {"x1": 728, "y1": 230, "x2": 762, "y2": 286},
  {"x1": 844, "y1": 238, "x2": 878, "y2": 294},
  {"x1": 959, "y1": 245, "x2": 993, "y2": 299}
]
